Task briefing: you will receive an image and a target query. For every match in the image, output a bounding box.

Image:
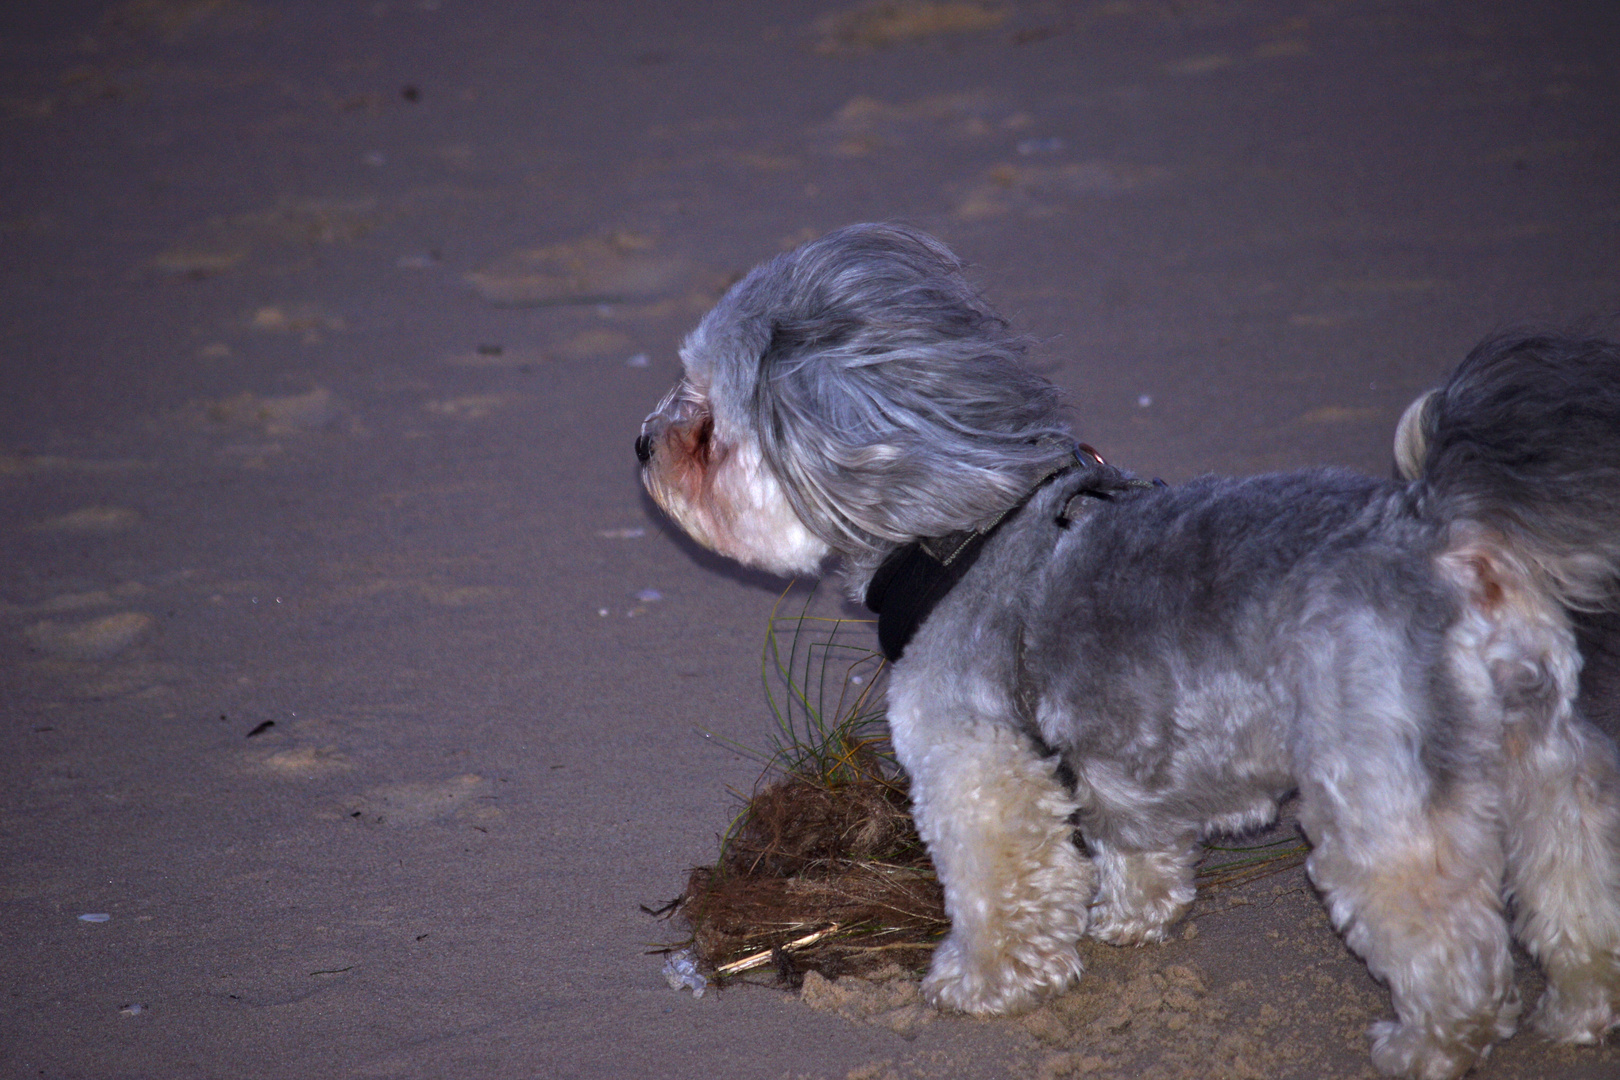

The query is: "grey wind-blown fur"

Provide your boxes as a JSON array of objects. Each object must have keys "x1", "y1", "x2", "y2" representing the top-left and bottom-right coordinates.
[
  {"x1": 637, "y1": 223, "x2": 1620, "y2": 1080},
  {"x1": 670, "y1": 224, "x2": 1074, "y2": 584}
]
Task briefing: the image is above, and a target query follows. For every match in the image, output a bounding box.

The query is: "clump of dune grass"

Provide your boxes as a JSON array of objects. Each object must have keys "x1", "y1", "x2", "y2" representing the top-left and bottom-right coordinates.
[{"x1": 668, "y1": 590, "x2": 944, "y2": 984}]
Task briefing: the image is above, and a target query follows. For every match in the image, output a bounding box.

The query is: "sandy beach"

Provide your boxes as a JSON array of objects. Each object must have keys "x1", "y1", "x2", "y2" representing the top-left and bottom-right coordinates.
[{"x1": 3, "y1": 2, "x2": 1618, "y2": 1077}]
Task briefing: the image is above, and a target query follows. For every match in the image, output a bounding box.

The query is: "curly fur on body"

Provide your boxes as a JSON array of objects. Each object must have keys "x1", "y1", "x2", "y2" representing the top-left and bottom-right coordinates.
[{"x1": 637, "y1": 223, "x2": 1620, "y2": 1080}]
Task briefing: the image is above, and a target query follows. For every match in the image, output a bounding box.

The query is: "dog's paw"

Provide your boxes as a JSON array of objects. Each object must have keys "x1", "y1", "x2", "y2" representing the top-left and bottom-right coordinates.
[
  {"x1": 1368, "y1": 1011, "x2": 1512, "y2": 1080},
  {"x1": 1085, "y1": 846, "x2": 1194, "y2": 946},
  {"x1": 920, "y1": 933, "x2": 1082, "y2": 1016},
  {"x1": 1369, "y1": 1020, "x2": 1475, "y2": 1080},
  {"x1": 1088, "y1": 913, "x2": 1179, "y2": 945},
  {"x1": 1531, "y1": 979, "x2": 1620, "y2": 1044}
]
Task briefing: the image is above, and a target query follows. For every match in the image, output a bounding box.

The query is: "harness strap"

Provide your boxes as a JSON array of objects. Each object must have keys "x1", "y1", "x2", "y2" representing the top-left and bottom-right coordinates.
[{"x1": 863, "y1": 445, "x2": 1163, "y2": 663}]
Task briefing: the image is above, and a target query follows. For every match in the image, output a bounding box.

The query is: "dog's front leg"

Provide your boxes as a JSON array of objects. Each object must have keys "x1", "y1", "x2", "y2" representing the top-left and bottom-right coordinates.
[{"x1": 888, "y1": 686, "x2": 1095, "y2": 1015}]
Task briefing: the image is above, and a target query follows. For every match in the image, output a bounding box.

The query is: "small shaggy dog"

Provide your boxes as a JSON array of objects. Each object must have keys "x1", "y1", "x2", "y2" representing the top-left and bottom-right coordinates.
[{"x1": 636, "y1": 223, "x2": 1620, "y2": 1079}]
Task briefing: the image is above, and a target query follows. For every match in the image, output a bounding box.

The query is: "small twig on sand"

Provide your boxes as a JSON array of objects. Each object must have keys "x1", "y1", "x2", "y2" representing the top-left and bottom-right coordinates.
[{"x1": 715, "y1": 924, "x2": 842, "y2": 977}]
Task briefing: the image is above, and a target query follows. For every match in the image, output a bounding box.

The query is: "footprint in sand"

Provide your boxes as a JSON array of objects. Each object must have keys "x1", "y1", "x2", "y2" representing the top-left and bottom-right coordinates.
[
  {"x1": 954, "y1": 161, "x2": 1170, "y2": 219},
  {"x1": 150, "y1": 197, "x2": 382, "y2": 279},
  {"x1": 260, "y1": 745, "x2": 353, "y2": 779},
  {"x1": 811, "y1": 91, "x2": 1026, "y2": 157},
  {"x1": 29, "y1": 506, "x2": 141, "y2": 532},
  {"x1": 424, "y1": 395, "x2": 507, "y2": 420},
  {"x1": 811, "y1": 2, "x2": 1007, "y2": 54},
  {"x1": 23, "y1": 611, "x2": 155, "y2": 661},
  {"x1": 193, "y1": 386, "x2": 341, "y2": 436},
  {"x1": 347, "y1": 774, "x2": 496, "y2": 826},
  {"x1": 466, "y1": 231, "x2": 689, "y2": 307}
]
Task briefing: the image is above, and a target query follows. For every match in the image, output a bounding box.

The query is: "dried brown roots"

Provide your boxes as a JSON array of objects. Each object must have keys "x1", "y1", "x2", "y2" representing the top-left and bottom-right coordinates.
[{"x1": 679, "y1": 772, "x2": 946, "y2": 983}]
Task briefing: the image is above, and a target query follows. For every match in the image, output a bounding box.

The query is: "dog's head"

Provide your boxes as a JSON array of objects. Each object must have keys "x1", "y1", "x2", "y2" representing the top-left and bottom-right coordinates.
[{"x1": 636, "y1": 223, "x2": 1073, "y2": 581}]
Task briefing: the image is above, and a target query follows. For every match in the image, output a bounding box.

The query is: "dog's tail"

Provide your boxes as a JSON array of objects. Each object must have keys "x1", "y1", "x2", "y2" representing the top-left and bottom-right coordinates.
[{"x1": 1398, "y1": 331, "x2": 1620, "y2": 612}]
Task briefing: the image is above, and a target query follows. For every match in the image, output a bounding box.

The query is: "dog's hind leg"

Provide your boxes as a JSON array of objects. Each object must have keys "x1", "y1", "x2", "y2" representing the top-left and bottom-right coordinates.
[
  {"x1": 1300, "y1": 766, "x2": 1518, "y2": 1080},
  {"x1": 888, "y1": 691, "x2": 1094, "y2": 1015},
  {"x1": 1444, "y1": 534, "x2": 1620, "y2": 1044},
  {"x1": 1086, "y1": 837, "x2": 1199, "y2": 946},
  {"x1": 1502, "y1": 709, "x2": 1620, "y2": 1044}
]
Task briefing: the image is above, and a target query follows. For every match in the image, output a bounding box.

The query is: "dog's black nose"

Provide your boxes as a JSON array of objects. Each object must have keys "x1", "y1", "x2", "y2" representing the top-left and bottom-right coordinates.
[{"x1": 635, "y1": 433, "x2": 653, "y2": 464}]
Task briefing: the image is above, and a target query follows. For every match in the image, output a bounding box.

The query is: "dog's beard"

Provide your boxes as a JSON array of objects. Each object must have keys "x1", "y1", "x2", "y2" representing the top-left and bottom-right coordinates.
[{"x1": 641, "y1": 437, "x2": 830, "y2": 576}]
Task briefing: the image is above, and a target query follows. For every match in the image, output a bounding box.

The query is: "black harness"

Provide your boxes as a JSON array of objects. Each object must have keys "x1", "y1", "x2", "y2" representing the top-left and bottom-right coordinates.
[{"x1": 863, "y1": 447, "x2": 1161, "y2": 663}]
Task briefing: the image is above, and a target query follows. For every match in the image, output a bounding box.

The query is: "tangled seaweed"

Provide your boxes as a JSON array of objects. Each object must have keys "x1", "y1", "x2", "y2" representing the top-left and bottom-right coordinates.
[
  {"x1": 668, "y1": 593, "x2": 948, "y2": 984},
  {"x1": 684, "y1": 769, "x2": 947, "y2": 984}
]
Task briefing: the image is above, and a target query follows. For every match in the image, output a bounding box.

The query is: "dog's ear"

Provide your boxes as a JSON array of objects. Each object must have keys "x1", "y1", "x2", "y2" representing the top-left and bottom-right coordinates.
[{"x1": 761, "y1": 316, "x2": 858, "y2": 371}]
